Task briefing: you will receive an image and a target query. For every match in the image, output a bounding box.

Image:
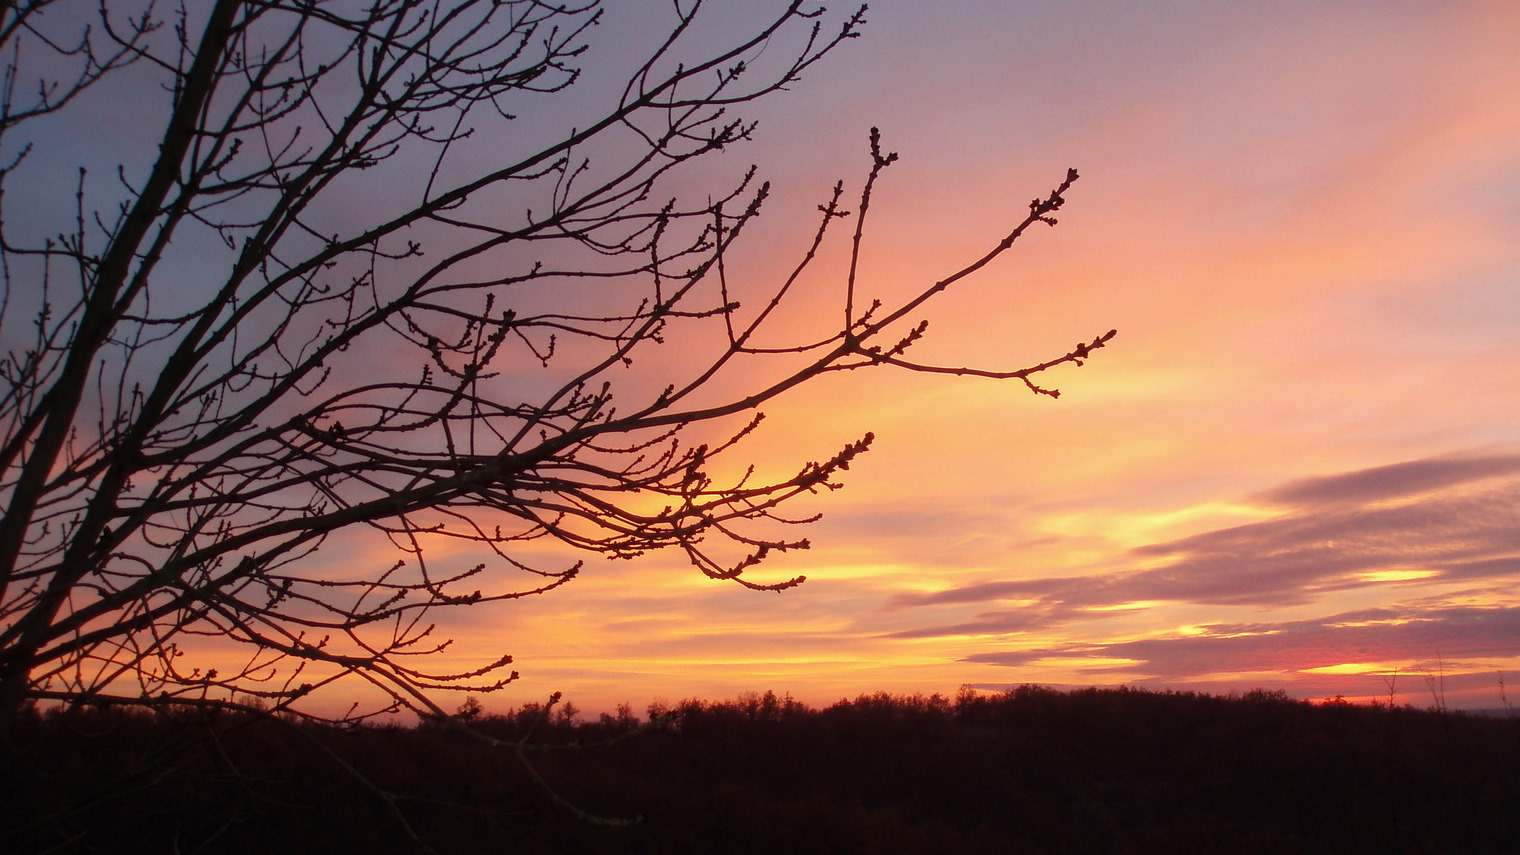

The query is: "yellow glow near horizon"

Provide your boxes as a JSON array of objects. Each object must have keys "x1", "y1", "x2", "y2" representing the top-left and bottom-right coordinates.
[
  {"x1": 1035, "y1": 502, "x2": 1277, "y2": 552},
  {"x1": 1300, "y1": 663, "x2": 1406, "y2": 676},
  {"x1": 1085, "y1": 600, "x2": 1165, "y2": 613},
  {"x1": 1328, "y1": 616, "x2": 1417, "y2": 629},
  {"x1": 1026, "y1": 657, "x2": 1146, "y2": 671},
  {"x1": 1354, "y1": 569, "x2": 1441, "y2": 584}
]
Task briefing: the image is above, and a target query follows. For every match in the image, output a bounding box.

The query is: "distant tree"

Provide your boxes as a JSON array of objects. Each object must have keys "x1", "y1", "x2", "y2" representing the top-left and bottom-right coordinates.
[{"x1": 0, "y1": 0, "x2": 1113, "y2": 732}]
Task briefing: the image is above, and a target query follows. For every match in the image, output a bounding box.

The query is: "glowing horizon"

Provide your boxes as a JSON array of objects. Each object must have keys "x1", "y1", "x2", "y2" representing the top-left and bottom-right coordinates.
[
  {"x1": 369, "y1": 0, "x2": 1520, "y2": 716},
  {"x1": 72, "y1": 0, "x2": 1520, "y2": 718}
]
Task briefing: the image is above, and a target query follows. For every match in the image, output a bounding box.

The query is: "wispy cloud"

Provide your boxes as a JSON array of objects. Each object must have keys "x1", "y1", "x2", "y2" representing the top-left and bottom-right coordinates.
[
  {"x1": 889, "y1": 453, "x2": 1520, "y2": 680},
  {"x1": 1256, "y1": 454, "x2": 1520, "y2": 508},
  {"x1": 962, "y1": 603, "x2": 1520, "y2": 680},
  {"x1": 897, "y1": 452, "x2": 1520, "y2": 609}
]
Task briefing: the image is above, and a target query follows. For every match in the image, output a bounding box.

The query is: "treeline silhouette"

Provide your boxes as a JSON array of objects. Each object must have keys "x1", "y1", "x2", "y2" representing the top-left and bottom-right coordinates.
[{"x1": 6, "y1": 686, "x2": 1519, "y2": 854}]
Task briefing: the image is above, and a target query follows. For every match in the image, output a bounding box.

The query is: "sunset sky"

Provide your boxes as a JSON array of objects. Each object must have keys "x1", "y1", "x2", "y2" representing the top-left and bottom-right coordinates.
[
  {"x1": 324, "y1": 0, "x2": 1520, "y2": 716},
  {"x1": 29, "y1": 0, "x2": 1509, "y2": 718},
  {"x1": 431, "y1": 0, "x2": 1520, "y2": 716}
]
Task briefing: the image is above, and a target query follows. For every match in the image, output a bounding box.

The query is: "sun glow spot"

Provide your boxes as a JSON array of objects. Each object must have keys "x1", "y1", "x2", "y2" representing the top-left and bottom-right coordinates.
[
  {"x1": 1028, "y1": 656, "x2": 1145, "y2": 670},
  {"x1": 1328, "y1": 617, "x2": 1416, "y2": 629},
  {"x1": 1172, "y1": 622, "x2": 1260, "y2": 637},
  {"x1": 657, "y1": 655, "x2": 865, "y2": 667},
  {"x1": 1301, "y1": 662, "x2": 1396, "y2": 676},
  {"x1": 1086, "y1": 600, "x2": 1164, "y2": 612},
  {"x1": 814, "y1": 563, "x2": 931, "y2": 583},
  {"x1": 1038, "y1": 502, "x2": 1276, "y2": 551},
  {"x1": 1355, "y1": 568, "x2": 1441, "y2": 583}
]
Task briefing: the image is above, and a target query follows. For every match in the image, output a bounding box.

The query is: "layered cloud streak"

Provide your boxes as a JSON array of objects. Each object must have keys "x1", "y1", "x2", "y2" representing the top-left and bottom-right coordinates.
[{"x1": 891, "y1": 454, "x2": 1520, "y2": 684}]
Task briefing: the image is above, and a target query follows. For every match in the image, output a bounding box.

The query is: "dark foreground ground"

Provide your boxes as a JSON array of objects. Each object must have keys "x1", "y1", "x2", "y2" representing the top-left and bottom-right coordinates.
[{"x1": 5, "y1": 686, "x2": 1519, "y2": 854}]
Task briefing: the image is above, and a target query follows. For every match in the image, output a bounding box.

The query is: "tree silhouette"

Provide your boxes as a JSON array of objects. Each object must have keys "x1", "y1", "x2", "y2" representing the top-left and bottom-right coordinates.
[{"x1": 0, "y1": 0, "x2": 1113, "y2": 730}]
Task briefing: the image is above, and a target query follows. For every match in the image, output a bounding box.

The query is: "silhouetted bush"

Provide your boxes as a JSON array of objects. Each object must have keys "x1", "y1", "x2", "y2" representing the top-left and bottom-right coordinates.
[{"x1": 5, "y1": 687, "x2": 1519, "y2": 853}]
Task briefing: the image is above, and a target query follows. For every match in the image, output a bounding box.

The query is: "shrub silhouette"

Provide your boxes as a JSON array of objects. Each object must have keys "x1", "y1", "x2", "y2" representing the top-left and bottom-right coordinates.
[{"x1": 7, "y1": 686, "x2": 1519, "y2": 854}]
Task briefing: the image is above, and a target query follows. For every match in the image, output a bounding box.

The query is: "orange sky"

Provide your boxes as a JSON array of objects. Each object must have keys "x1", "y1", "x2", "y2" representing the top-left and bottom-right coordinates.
[{"x1": 306, "y1": 1, "x2": 1520, "y2": 715}]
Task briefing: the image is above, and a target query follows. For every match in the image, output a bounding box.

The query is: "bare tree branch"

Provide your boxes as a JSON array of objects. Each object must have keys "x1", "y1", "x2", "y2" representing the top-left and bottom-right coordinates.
[{"x1": 0, "y1": 0, "x2": 1113, "y2": 739}]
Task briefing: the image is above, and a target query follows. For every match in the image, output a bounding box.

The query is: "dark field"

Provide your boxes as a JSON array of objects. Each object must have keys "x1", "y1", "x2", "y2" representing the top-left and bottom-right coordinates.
[{"x1": 6, "y1": 686, "x2": 1519, "y2": 854}]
